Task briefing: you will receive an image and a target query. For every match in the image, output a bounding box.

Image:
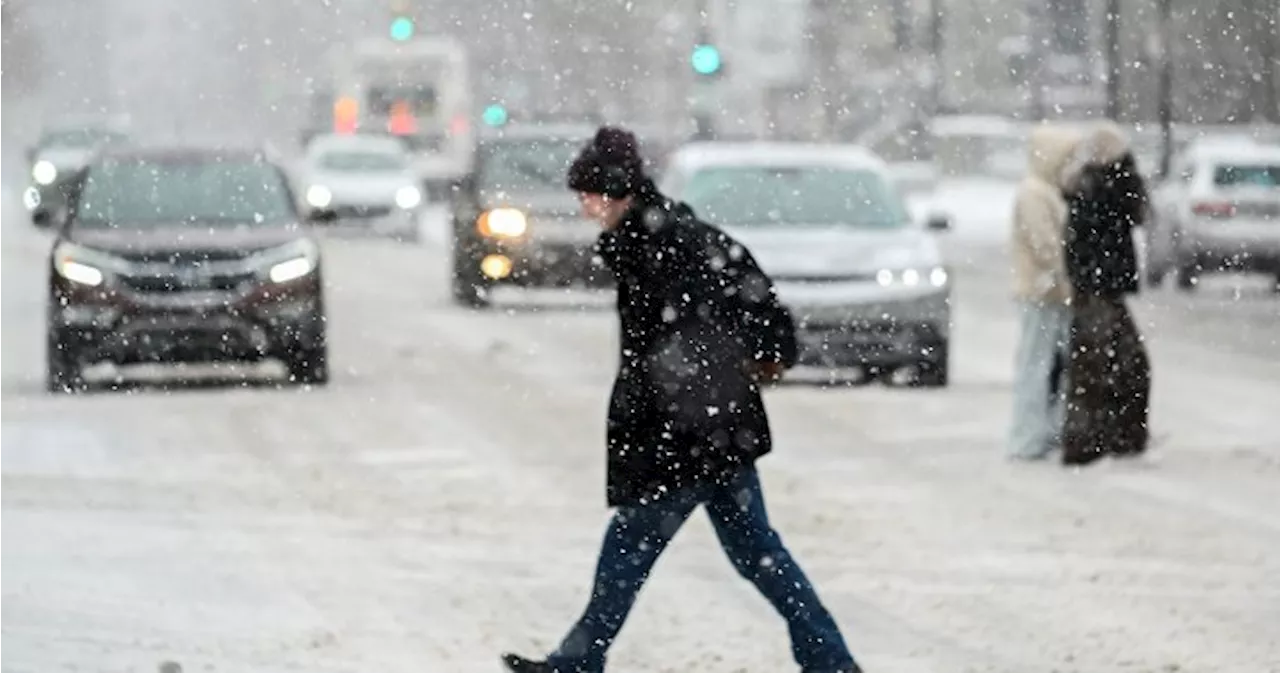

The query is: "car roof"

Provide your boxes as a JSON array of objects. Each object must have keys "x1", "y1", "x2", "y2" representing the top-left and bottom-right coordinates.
[{"x1": 668, "y1": 142, "x2": 889, "y2": 172}]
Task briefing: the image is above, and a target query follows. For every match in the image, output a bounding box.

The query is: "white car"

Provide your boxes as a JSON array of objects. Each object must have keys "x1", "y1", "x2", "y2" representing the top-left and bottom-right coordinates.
[
  {"x1": 297, "y1": 134, "x2": 426, "y2": 241},
  {"x1": 1147, "y1": 138, "x2": 1280, "y2": 290},
  {"x1": 659, "y1": 142, "x2": 953, "y2": 386}
]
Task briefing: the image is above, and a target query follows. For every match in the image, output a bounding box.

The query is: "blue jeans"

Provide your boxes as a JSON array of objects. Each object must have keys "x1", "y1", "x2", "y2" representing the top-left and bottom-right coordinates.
[
  {"x1": 1008, "y1": 300, "x2": 1072, "y2": 459},
  {"x1": 548, "y1": 468, "x2": 857, "y2": 673}
]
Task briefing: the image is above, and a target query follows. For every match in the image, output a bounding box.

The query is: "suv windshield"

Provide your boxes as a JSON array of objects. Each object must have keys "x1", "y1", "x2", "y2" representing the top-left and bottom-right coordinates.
[
  {"x1": 479, "y1": 138, "x2": 582, "y2": 193},
  {"x1": 318, "y1": 150, "x2": 407, "y2": 172},
  {"x1": 680, "y1": 166, "x2": 910, "y2": 228},
  {"x1": 73, "y1": 157, "x2": 295, "y2": 227}
]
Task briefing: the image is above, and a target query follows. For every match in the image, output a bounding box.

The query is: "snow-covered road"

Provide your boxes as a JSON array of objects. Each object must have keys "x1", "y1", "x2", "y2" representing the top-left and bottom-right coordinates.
[{"x1": 3, "y1": 186, "x2": 1278, "y2": 672}]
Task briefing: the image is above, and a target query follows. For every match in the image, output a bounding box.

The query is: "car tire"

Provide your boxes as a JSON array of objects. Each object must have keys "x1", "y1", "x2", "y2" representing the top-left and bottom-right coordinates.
[
  {"x1": 451, "y1": 259, "x2": 491, "y2": 309},
  {"x1": 287, "y1": 329, "x2": 329, "y2": 386},
  {"x1": 46, "y1": 328, "x2": 85, "y2": 393},
  {"x1": 913, "y1": 343, "x2": 949, "y2": 388},
  {"x1": 1144, "y1": 264, "x2": 1166, "y2": 288},
  {"x1": 1174, "y1": 264, "x2": 1198, "y2": 291}
]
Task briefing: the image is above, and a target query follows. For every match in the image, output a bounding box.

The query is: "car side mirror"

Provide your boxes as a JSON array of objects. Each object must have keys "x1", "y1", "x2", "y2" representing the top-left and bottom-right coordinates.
[
  {"x1": 926, "y1": 211, "x2": 952, "y2": 232},
  {"x1": 31, "y1": 206, "x2": 53, "y2": 228}
]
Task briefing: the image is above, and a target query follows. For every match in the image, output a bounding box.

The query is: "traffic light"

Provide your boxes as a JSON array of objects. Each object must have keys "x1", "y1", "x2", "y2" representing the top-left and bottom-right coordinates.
[
  {"x1": 691, "y1": 43, "x2": 722, "y2": 77},
  {"x1": 390, "y1": 15, "x2": 415, "y2": 41},
  {"x1": 481, "y1": 104, "x2": 508, "y2": 127}
]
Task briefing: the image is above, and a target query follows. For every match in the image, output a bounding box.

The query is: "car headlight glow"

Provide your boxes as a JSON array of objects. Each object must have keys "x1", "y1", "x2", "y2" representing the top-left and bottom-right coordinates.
[
  {"x1": 32, "y1": 160, "x2": 57, "y2": 186},
  {"x1": 269, "y1": 256, "x2": 316, "y2": 283},
  {"x1": 477, "y1": 208, "x2": 528, "y2": 238},
  {"x1": 876, "y1": 267, "x2": 949, "y2": 288},
  {"x1": 306, "y1": 185, "x2": 333, "y2": 209},
  {"x1": 53, "y1": 242, "x2": 125, "y2": 287},
  {"x1": 395, "y1": 185, "x2": 423, "y2": 209},
  {"x1": 56, "y1": 258, "x2": 105, "y2": 287},
  {"x1": 23, "y1": 186, "x2": 41, "y2": 210}
]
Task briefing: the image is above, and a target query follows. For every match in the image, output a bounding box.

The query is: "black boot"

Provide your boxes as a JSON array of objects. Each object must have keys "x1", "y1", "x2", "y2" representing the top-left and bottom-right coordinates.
[{"x1": 502, "y1": 653, "x2": 561, "y2": 673}]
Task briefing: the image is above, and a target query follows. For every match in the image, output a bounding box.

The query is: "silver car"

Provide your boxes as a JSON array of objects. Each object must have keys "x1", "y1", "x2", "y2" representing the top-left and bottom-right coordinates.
[
  {"x1": 1147, "y1": 138, "x2": 1280, "y2": 290},
  {"x1": 659, "y1": 143, "x2": 953, "y2": 386},
  {"x1": 297, "y1": 133, "x2": 425, "y2": 241}
]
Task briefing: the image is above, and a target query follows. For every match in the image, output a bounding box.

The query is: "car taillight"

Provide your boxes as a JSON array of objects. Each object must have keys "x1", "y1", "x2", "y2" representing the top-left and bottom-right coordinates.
[{"x1": 1191, "y1": 201, "x2": 1236, "y2": 219}]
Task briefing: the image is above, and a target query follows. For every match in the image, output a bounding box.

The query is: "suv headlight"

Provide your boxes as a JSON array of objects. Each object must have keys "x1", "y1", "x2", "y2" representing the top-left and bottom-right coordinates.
[
  {"x1": 254, "y1": 239, "x2": 320, "y2": 284},
  {"x1": 477, "y1": 208, "x2": 527, "y2": 238},
  {"x1": 876, "y1": 266, "x2": 948, "y2": 288},
  {"x1": 53, "y1": 241, "x2": 127, "y2": 287},
  {"x1": 32, "y1": 160, "x2": 58, "y2": 186},
  {"x1": 306, "y1": 185, "x2": 333, "y2": 209},
  {"x1": 395, "y1": 185, "x2": 423, "y2": 209}
]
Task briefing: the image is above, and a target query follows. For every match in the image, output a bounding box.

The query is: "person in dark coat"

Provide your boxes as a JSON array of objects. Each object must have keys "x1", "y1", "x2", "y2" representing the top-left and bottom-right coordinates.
[
  {"x1": 1059, "y1": 121, "x2": 1153, "y2": 466},
  {"x1": 502, "y1": 127, "x2": 860, "y2": 673}
]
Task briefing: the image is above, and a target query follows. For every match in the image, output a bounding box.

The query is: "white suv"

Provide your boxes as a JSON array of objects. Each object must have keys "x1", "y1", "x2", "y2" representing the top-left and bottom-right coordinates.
[{"x1": 1146, "y1": 138, "x2": 1280, "y2": 291}]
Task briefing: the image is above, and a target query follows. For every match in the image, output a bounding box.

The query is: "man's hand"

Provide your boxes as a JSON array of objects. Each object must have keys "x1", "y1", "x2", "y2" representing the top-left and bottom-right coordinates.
[{"x1": 746, "y1": 360, "x2": 787, "y2": 385}]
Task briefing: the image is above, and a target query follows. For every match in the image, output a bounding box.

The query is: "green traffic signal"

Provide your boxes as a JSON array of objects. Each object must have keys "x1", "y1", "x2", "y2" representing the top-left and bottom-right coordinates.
[
  {"x1": 691, "y1": 44, "x2": 721, "y2": 76},
  {"x1": 390, "y1": 16, "x2": 415, "y2": 41},
  {"x1": 482, "y1": 104, "x2": 509, "y2": 127}
]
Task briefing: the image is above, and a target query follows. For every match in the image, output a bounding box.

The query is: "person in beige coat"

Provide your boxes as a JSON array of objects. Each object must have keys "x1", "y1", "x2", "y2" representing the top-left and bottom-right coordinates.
[{"x1": 1008, "y1": 124, "x2": 1083, "y2": 460}]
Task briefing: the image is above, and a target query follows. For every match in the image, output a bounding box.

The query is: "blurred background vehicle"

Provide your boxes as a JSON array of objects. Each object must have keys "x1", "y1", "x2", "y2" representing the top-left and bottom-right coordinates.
[
  {"x1": 315, "y1": 35, "x2": 474, "y2": 203},
  {"x1": 296, "y1": 132, "x2": 425, "y2": 242},
  {"x1": 659, "y1": 142, "x2": 953, "y2": 386},
  {"x1": 24, "y1": 119, "x2": 130, "y2": 229},
  {"x1": 1146, "y1": 138, "x2": 1280, "y2": 291},
  {"x1": 448, "y1": 123, "x2": 603, "y2": 307},
  {"x1": 45, "y1": 147, "x2": 329, "y2": 391}
]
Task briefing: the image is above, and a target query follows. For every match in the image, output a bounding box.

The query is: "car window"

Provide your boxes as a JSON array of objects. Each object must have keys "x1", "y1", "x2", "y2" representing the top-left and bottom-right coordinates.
[
  {"x1": 317, "y1": 149, "x2": 407, "y2": 172},
  {"x1": 72, "y1": 157, "x2": 295, "y2": 228},
  {"x1": 1213, "y1": 163, "x2": 1280, "y2": 188},
  {"x1": 678, "y1": 165, "x2": 910, "y2": 228},
  {"x1": 479, "y1": 139, "x2": 582, "y2": 193}
]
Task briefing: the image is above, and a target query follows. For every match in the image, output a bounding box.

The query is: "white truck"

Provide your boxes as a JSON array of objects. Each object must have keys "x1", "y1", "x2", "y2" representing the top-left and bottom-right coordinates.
[{"x1": 315, "y1": 35, "x2": 475, "y2": 198}]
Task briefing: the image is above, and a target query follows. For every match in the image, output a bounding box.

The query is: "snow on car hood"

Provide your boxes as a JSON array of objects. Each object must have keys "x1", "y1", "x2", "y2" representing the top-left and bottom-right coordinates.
[{"x1": 721, "y1": 225, "x2": 943, "y2": 278}]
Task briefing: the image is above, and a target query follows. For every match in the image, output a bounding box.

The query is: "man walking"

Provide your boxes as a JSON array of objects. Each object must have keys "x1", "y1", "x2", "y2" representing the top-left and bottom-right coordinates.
[
  {"x1": 502, "y1": 127, "x2": 860, "y2": 673},
  {"x1": 1007, "y1": 124, "x2": 1083, "y2": 460}
]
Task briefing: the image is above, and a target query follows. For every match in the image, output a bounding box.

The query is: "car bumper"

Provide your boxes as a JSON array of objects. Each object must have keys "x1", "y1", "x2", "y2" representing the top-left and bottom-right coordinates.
[
  {"x1": 1178, "y1": 224, "x2": 1280, "y2": 271},
  {"x1": 468, "y1": 236, "x2": 610, "y2": 287},
  {"x1": 50, "y1": 274, "x2": 324, "y2": 364},
  {"x1": 781, "y1": 284, "x2": 951, "y2": 368}
]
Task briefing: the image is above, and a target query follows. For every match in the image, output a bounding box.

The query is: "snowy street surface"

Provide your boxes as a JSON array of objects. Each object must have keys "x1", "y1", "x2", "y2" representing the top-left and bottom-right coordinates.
[{"x1": 3, "y1": 183, "x2": 1279, "y2": 673}]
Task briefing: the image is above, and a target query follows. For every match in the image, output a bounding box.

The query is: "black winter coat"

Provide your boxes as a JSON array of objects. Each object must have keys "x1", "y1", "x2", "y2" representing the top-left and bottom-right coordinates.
[
  {"x1": 596, "y1": 192, "x2": 797, "y2": 507},
  {"x1": 1063, "y1": 152, "x2": 1149, "y2": 298}
]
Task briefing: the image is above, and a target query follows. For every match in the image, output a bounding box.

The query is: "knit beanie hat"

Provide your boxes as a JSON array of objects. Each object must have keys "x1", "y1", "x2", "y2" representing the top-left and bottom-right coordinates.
[{"x1": 566, "y1": 126, "x2": 648, "y2": 199}]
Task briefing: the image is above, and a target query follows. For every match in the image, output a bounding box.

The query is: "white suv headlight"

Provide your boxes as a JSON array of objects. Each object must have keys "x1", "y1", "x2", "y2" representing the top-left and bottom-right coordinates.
[
  {"x1": 395, "y1": 185, "x2": 422, "y2": 209},
  {"x1": 876, "y1": 266, "x2": 949, "y2": 288},
  {"x1": 32, "y1": 160, "x2": 58, "y2": 185},
  {"x1": 306, "y1": 185, "x2": 333, "y2": 209}
]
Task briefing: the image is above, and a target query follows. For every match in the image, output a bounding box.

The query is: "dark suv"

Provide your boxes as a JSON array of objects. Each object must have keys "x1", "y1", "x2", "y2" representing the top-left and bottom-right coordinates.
[
  {"x1": 46, "y1": 148, "x2": 329, "y2": 391},
  {"x1": 451, "y1": 124, "x2": 667, "y2": 307}
]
